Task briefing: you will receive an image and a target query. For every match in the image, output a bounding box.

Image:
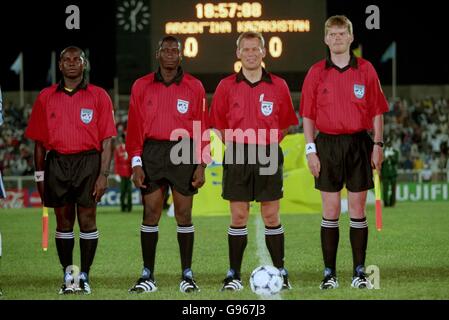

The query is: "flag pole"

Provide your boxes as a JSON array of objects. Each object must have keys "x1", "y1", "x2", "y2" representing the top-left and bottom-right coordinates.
[
  {"x1": 392, "y1": 42, "x2": 397, "y2": 101},
  {"x1": 51, "y1": 51, "x2": 57, "y2": 85},
  {"x1": 114, "y1": 77, "x2": 119, "y2": 110},
  {"x1": 19, "y1": 53, "x2": 24, "y2": 106}
]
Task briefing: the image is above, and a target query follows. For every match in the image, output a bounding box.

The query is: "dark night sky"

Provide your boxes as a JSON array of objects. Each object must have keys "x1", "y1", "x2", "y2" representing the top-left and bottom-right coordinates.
[{"x1": 0, "y1": 0, "x2": 447, "y2": 92}]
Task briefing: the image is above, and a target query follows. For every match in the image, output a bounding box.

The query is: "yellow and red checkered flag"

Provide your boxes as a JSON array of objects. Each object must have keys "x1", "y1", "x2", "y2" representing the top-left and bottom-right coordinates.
[
  {"x1": 373, "y1": 170, "x2": 382, "y2": 231},
  {"x1": 42, "y1": 206, "x2": 49, "y2": 251}
]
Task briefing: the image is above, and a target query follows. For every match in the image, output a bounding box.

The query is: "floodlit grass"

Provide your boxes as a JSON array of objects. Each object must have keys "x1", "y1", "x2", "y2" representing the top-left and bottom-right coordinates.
[{"x1": 1, "y1": 201, "x2": 448, "y2": 300}]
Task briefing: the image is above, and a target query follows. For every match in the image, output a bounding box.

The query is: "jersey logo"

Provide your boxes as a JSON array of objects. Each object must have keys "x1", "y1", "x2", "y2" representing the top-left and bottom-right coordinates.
[
  {"x1": 80, "y1": 108, "x2": 93, "y2": 124},
  {"x1": 354, "y1": 84, "x2": 365, "y2": 99},
  {"x1": 261, "y1": 100, "x2": 274, "y2": 116},
  {"x1": 177, "y1": 99, "x2": 189, "y2": 114}
]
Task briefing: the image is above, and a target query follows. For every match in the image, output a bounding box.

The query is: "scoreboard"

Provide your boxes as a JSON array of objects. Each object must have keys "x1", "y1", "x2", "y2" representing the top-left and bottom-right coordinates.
[
  {"x1": 116, "y1": 0, "x2": 326, "y2": 92},
  {"x1": 150, "y1": 0, "x2": 326, "y2": 74}
]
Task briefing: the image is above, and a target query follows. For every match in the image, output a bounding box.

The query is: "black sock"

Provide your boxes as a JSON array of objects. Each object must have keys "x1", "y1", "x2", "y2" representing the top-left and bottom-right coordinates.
[
  {"x1": 141, "y1": 224, "x2": 158, "y2": 276},
  {"x1": 350, "y1": 217, "x2": 368, "y2": 275},
  {"x1": 79, "y1": 229, "x2": 99, "y2": 275},
  {"x1": 320, "y1": 218, "x2": 339, "y2": 272},
  {"x1": 265, "y1": 225, "x2": 285, "y2": 269},
  {"x1": 55, "y1": 230, "x2": 75, "y2": 273},
  {"x1": 228, "y1": 226, "x2": 248, "y2": 279},
  {"x1": 177, "y1": 224, "x2": 194, "y2": 273}
]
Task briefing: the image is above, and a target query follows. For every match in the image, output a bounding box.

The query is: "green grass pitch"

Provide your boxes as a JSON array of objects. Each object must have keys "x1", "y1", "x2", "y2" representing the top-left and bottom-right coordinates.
[{"x1": 0, "y1": 201, "x2": 448, "y2": 300}]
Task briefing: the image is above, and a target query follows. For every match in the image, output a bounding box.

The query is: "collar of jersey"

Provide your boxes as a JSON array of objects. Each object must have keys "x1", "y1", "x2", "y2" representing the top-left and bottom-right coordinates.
[
  {"x1": 154, "y1": 66, "x2": 184, "y2": 86},
  {"x1": 236, "y1": 67, "x2": 272, "y2": 88}
]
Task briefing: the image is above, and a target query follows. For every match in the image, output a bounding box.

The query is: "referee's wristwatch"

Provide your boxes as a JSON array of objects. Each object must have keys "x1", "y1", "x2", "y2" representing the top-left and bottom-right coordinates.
[
  {"x1": 101, "y1": 171, "x2": 110, "y2": 177},
  {"x1": 374, "y1": 141, "x2": 384, "y2": 148}
]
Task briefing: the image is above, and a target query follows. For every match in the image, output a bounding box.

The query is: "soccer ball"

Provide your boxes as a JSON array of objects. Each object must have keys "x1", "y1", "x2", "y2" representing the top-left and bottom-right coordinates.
[{"x1": 249, "y1": 265, "x2": 283, "y2": 295}]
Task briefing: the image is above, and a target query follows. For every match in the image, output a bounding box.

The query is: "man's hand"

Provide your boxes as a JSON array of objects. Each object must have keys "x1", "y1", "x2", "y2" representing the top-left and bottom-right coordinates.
[
  {"x1": 132, "y1": 166, "x2": 147, "y2": 188},
  {"x1": 306, "y1": 153, "x2": 321, "y2": 178},
  {"x1": 93, "y1": 175, "x2": 108, "y2": 203},
  {"x1": 371, "y1": 145, "x2": 384, "y2": 172},
  {"x1": 191, "y1": 165, "x2": 206, "y2": 189}
]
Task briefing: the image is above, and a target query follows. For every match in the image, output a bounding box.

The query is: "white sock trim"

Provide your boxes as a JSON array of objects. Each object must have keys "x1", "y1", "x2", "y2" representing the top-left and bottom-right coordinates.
[
  {"x1": 350, "y1": 220, "x2": 368, "y2": 228},
  {"x1": 228, "y1": 227, "x2": 248, "y2": 236},
  {"x1": 141, "y1": 225, "x2": 159, "y2": 233},
  {"x1": 55, "y1": 231, "x2": 75, "y2": 239},
  {"x1": 177, "y1": 225, "x2": 195, "y2": 233},
  {"x1": 321, "y1": 219, "x2": 339, "y2": 228},
  {"x1": 79, "y1": 230, "x2": 99, "y2": 240},
  {"x1": 264, "y1": 225, "x2": 284, "y2": 235}
]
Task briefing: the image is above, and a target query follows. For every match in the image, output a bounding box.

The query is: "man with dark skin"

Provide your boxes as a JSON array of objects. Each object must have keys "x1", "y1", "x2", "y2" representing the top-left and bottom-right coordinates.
[
  {"x1": 126, "y1": 36, "x2": 208, "y2": 293},
  {"x1": 26, "y1": 46, "x2": 117, "y2": 295}
]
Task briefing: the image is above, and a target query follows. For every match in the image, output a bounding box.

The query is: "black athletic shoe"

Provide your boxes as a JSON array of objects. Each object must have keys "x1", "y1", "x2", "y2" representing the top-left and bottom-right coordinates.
[
  {"x1": 351, "y1": 266, "x2": 373, "y2": 289},
  {"x1": 129, "y1": 277, "x2": 158, "y2": 293},
  {"x1": 180, "y1": 277, "x2": 200, "y2": 293},
  {"x1": 279, "y1": 268, "x2": 292, "y2": 290},
  {"x1": 76, "y1": 272, "x2": 91, "y2": 295},
  {"x1": 221, "y1": 271, "x2": 243, "y2": 292},
  {"x1": 59, "y1": 272, "x2": 75, "y2": 295},
  {"x1": 320, "y1": 268, "x2": 339, "y2": 290}
]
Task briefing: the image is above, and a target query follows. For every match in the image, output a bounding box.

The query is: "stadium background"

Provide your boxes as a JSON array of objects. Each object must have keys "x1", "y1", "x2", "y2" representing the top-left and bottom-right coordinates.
[{"x1": 0, "y1": 0, "x2": 448, "y2": 302}]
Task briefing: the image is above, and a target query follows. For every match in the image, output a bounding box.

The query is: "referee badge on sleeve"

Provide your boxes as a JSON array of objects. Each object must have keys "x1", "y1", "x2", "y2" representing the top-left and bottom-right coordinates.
[
  {"x1": 177, "y1": 99, "x2": 189, "y2": 114},
  {"x1": 353, "y1": 84, "x2": 365, "y2": 99},
  {"x1": 80, "y1": 108, "x2": 93, "y2": 124}
]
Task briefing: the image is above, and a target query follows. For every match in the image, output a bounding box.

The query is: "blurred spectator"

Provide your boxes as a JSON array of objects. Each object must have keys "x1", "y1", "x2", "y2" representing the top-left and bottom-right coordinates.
[
  {"x1": 421, "y1": 164, "x2": 433, "y2": 182},
  {"x1": 0, "y1": 99, "x2": 34, "y2": 176},
  {"x1": 381, "y1": 142, "x2": 399, "y2": 207},
  {"x1": 413, "y1": 156, "x2": 424, "y2": 170},
  {"x1": 113, "y1": 134, "x2": 132, "y2": 212}
]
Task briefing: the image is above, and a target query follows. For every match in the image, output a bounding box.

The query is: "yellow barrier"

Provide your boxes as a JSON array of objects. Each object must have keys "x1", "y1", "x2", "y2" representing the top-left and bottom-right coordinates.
[{"x1": 191, "y1": 133, "x2": 322, "y2": 215}]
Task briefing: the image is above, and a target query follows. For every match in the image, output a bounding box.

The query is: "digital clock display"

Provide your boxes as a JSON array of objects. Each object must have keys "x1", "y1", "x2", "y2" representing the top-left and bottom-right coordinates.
[
  {"x1": 195, "y1": 2, "x2": 262, "y2": 19},
  {"x1": 150, "y1": 0, "x2": 326, "y2": 74}
]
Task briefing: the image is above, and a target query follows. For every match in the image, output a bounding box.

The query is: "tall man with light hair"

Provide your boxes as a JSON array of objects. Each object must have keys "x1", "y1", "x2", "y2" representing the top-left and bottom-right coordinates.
[{"x1": 300, "y1": 15, "x2": 389, "y2": 289}]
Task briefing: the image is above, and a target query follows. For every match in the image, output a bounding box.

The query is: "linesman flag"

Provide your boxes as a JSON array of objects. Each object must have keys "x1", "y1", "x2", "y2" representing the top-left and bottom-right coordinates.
[
  {"x1": 373, "y1": 170, "x2": 383, "y2": 231},
  {"x1": 42, "y1": 207, "x2": 49, "y2": 251}
]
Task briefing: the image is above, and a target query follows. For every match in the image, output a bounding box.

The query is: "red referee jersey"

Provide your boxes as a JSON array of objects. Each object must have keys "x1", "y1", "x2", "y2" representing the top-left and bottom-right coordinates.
[
  {"x1": 25, "y1": 82, "x2": 117, "y2": 154},
  {"x1": 210, "y1": 69, "x2": 298, "y2": 145},
  {"x1": 125, "y1": 68, "x2": 208, "y2": 159},
  {"x1": 114, "y1": 143, "x2": 132, "y2": 177},
  {"x1": 300, "y1": 56, "x2": 389, "y2": 135}
]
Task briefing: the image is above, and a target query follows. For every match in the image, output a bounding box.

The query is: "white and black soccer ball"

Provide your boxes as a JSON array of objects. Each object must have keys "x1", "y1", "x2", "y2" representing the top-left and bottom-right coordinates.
[{"x1": 249, "y1": 265, "x2": 283, "y2": 296}]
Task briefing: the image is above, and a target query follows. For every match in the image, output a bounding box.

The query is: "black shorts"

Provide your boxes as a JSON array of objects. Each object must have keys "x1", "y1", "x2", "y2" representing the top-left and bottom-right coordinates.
[
  {"x1": 315, "y1": 131, "x2": 374, "y2": 192},
  {"x1": 44, "y1": 150, "x2": 100, "y2": 208},
  {"x1": 141, "y1": 139, "x2": 199, "y2": 196},
  {"x1": 222, "y1": 143, "x2": 284, "y2": 202}
]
